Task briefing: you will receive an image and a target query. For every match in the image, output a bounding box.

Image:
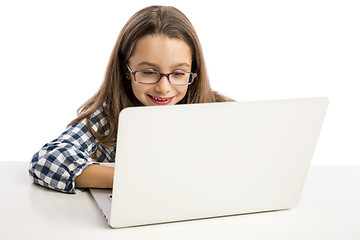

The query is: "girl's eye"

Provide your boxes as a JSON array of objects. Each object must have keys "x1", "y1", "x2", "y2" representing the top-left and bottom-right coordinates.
[
  {"x1": 172, "y1": 72, "x2": 185, "y2": 76},
  {"x1": 141, "y1": 71, "x2": 157, "y2": 75}
]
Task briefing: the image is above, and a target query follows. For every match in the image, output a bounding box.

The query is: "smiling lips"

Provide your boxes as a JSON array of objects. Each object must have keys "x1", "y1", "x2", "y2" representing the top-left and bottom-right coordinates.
[{"x1": 147, "y1": 94, "x2": 174, "y2": 105}]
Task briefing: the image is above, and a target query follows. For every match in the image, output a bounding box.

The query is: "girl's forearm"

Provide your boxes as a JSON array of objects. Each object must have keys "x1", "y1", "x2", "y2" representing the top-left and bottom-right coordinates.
[{"x1": 75, "y1": 164, "x2": 114, "y2": 189}]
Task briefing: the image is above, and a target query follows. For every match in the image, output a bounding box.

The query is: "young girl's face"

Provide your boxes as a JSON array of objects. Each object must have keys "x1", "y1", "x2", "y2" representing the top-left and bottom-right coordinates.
[{"x1": 127, "y1": 34, "x2": 192, "y2": 106}]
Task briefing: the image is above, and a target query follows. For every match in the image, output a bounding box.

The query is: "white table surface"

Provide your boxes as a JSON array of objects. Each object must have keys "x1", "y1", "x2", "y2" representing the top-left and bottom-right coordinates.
[{"x1": 1, "y1": 161, "x2": 360, "y2": 239}]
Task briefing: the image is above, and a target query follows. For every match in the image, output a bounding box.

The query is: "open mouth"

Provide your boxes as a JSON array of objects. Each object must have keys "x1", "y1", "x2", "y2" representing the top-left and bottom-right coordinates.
[{"x1": 148, "y1": 95, "x2": 174, "y2": 105}]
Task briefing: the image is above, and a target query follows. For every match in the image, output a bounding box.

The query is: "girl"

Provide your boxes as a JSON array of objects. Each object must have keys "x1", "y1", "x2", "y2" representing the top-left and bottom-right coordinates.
[{"x1": 29, "y1": 5, "x2": 232, "y2": 194}]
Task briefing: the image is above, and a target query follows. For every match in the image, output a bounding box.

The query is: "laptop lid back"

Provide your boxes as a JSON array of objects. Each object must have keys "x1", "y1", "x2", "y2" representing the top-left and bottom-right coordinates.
[{"x1": 110, "y1": 97, "x2": 328, "y2": 228}]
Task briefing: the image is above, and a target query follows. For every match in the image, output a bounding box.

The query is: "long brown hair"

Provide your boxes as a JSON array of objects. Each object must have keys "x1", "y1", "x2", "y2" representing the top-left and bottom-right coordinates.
[{"x1": 69, "y1": 5, "x2": 231, "y2": 147}]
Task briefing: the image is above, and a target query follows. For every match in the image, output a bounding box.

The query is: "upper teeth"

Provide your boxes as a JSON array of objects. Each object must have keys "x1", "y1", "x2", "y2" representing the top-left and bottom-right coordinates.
[{"x1": 154, "y1": 97, "x2": 168, "y2": 101}]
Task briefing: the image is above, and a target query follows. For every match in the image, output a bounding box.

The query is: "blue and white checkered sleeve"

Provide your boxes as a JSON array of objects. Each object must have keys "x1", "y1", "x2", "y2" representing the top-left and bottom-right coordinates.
[{"x1": 29, "y1": 119, "x2": 98, "y2": 194}]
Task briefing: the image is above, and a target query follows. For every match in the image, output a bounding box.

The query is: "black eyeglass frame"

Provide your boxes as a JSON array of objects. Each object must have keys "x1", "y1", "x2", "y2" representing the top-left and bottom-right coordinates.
[{"x1": 126, "y1": 64, "x2": 197, "y2": 86}]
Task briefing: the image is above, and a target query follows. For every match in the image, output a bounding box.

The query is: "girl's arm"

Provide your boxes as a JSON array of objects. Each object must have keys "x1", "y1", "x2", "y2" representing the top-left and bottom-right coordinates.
[
  {"x1": 29, "y1": 120, "x2": 99, "y2": 193},
  {"x1": 29, "y1": 105, "x2": 115, "y2": 193}
]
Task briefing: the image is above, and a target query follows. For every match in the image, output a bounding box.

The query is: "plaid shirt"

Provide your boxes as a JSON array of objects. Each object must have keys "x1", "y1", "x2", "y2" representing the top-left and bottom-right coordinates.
[{"x1": 29, "y1": 104, "x2": 115, "y2": 194}]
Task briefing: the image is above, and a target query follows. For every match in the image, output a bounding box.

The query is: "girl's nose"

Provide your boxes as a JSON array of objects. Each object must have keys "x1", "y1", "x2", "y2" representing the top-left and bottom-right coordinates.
[{"x1": 154, "y1": 75, "x2": 172, "y2": 93}]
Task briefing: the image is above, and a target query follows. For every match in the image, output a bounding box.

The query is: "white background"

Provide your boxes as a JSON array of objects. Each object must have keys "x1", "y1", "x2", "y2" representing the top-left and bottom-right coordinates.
[{"x1": 0, "y1": 0, "x2": 359, "y2": 165}]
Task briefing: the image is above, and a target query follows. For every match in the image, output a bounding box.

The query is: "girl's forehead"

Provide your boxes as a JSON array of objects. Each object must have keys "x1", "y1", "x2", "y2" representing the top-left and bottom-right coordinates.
[{"x1": 128, "y1": 34, "x2": 192, "y2": 69}]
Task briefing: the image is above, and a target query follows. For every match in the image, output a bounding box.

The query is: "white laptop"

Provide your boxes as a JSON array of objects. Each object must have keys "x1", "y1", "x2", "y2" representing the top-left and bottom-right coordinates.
[{"x1": 90, "y1": 97, "x2": 329, "y2": 228}]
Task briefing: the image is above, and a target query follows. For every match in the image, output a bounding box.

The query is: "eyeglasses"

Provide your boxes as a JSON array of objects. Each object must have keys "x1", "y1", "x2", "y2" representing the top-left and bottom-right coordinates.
[{"x1": 126, "y1": 64, "x2": 197, "y2": 86}]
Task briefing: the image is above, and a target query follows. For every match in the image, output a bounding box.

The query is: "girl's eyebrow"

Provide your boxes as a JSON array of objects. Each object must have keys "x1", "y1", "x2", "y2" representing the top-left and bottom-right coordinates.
[
  {"x1": 171, "y1": 62, "x2": 191, "y2": 68},
  {"x1": 137, "y1": 61, "x2": 158, "y2": 68},
  {"x1": 136, "y1": 61, "x2": 191, "y2": 69}
]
